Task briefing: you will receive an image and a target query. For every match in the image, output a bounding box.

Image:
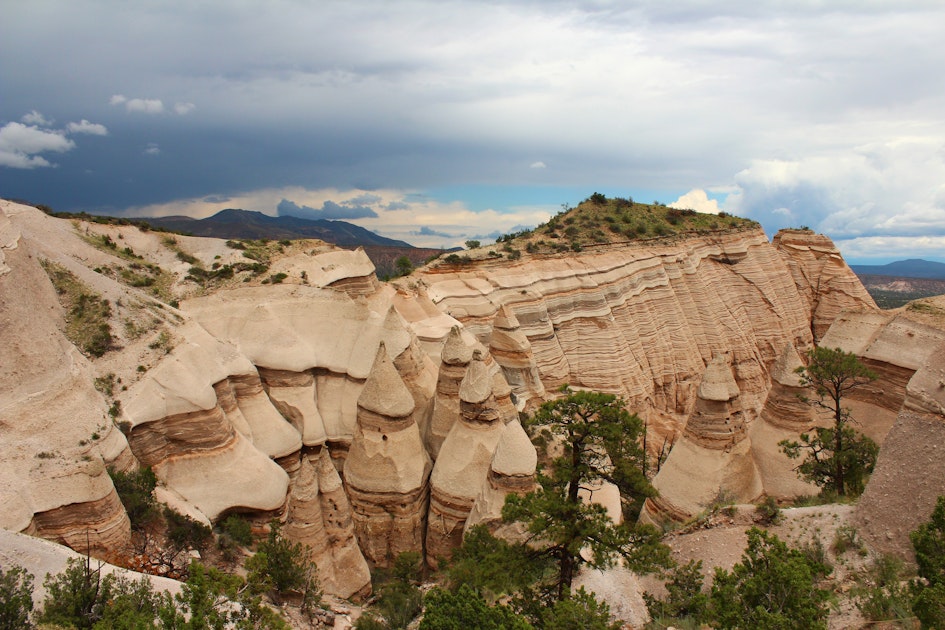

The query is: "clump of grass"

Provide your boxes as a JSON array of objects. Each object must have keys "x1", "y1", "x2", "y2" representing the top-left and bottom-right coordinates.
[
  {"x1": 148, "y1": 330, "x2": 174, "y2": 354},
  {"x1": 41, "y1": 260, "x2": 115, "y2": 357}
]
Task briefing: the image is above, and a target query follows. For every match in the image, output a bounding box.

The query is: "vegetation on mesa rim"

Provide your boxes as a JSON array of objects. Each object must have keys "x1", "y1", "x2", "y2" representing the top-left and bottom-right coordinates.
[
  {"x1": 441, "y1": 194, "x2": 759, "y2": 265},
  {"x1": 523, "y1": 194, "x2": 758, "y2": 252}
]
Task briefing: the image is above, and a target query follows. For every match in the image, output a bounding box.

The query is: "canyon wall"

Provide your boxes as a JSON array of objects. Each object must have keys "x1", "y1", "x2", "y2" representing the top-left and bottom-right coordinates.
[{"x1": 1, "y1": 199, "x2": 892, "y2": 594}]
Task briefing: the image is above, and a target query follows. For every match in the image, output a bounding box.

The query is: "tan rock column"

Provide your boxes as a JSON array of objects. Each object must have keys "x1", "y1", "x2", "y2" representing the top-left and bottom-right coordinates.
[
  {"x1": 644, "y1": 353, "x2": 762, "y2": 524},
  {"x1": 489, "y1": 305, "x2": 546, "y2": 406},
  {"x1": 427, "y1": 326, "x2": 473, "y2": 458},
  {"x1": 284, "y1": 448, "x2": 372, "y2": 599},
  {"x1": 465, "y1": 418, "x2": 538, "y2": 532},
  {"x1": 344, "y1": 343, "x2": 432, "y2": 568},
  {"x1": 426, "y1": 351, "x2": 505, "y2": 566}
]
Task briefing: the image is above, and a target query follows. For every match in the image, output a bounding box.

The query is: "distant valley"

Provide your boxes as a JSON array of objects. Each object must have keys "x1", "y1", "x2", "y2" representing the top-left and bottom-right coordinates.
[{"x1": 850, "y1": 259, "x2": 945, "y2": 309}]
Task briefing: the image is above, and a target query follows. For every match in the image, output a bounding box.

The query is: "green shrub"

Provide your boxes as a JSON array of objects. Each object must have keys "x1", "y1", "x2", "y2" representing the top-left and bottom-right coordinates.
[
  {"x1": 42, "y1": 261, "x2": 115, "y2": 357},
  {"x1": 709, "y1": 528, "x2": 831, "y2": 629},
  {"x1": 420, "y1": 585, "x2": 530, "y2": 629},
  {"x1": 755, "y1": 496, "x2": 781, "y2": 525},
  {"x1": 220, "y1": 514, "x2": 254, "y2": 547},
  {"x1": 246, "y1": 522, "x2": 319, "y2": 610},
  {"x1": 0, "y1": 564, "x2": 34, "y2": 630},
  {"x1": 856, "y1": 554, "x2": 914, "y2": 624},
  {"x1": 832, "y1": 524, "x2": 862, "y2": 555},
  {"x1": 108, "y1": 466, "x2": 158, "y2": 530},
  {"x1": 643, "y1": 560, "x2": 708, "y2": 625},
  {"x1": 164, "y1": 507, "x2": 212, "y2": 553}
]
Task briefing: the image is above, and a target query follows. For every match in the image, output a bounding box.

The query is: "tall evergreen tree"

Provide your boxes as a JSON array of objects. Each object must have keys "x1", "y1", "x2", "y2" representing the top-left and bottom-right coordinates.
[
  {"x1": 779, "y1": 346, "x2": 878, "y2": 496},
  {"x1": 502, "y1": 388, "x2": 670, "y2": 601}
]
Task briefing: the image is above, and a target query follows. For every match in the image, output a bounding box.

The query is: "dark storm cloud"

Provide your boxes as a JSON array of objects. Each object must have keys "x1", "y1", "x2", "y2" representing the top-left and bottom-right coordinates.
[
  {"x1": 277, "y1": 198, "x2": 378, "y2": 220},
  {"x1": 3, "y1": 1, "x2": 945, "y2": 260}
]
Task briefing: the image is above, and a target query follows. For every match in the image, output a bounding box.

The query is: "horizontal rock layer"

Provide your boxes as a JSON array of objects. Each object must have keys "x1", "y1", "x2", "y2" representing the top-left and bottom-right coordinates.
[{"x1": 412, "y1": 229, "x2": 859, "y2": 432}]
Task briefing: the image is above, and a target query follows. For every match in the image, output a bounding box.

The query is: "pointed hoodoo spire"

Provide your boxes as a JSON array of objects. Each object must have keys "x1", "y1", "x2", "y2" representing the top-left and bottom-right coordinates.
[
  {"x1": 459, "y1": 350, "x2": 493, "y2": 407},
  {"x1": 427, "y1": 326, "x2": 475, "y2": 457},
  {"x1": 488, "y1": 305, "x2": 545, "y2": 406},
  {"x1": 442, "y1": 325, "x2": 474, "y2": 366},
  {"x1": 759, "y1": 342, "x2": 817, "y2": 432},
  {"x1": 344, "y1": 341, "x2": 432, "y2": 568},
  {"x1": 427, "y1": 348, "x2": 505, "y2": 565},
  {"x1": 465, "y1": 418, "x2": 538, "y2": 532},
  {"x1": 357, "y1": 342, "x2": 414, "y2": 419},
  {"x1": 771, "y1": 341, "x2": 806, "y2": 388},
  {"x1": 684, "y1": 353, "x2": 746, "y2": 449},
  {"x1": 492, "y1": 304, "x2": 521, "y2": 331}
]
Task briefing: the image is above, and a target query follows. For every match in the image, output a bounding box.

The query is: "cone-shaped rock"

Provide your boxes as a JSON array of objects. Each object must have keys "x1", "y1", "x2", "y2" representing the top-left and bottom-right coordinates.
[
  {"x1": 489, "y1": 305, "x2": 545, "y2": 405},
  {"x1": 344, "y1": 343, "x2": 431, "y2": 567},
  {"x1": 465, "y1": 419, "x2": 538, "y2": 532},
  {"x1": 387, "y1": 306, "x2": 438, "y2": 451},
  {"x1": 683, "y1": 353, "x2": 747, "y2": 449},
  {"x1": 758, "y1": 342, "x2": 814, "y2": 431},
  {"x1": 427, "y1": 326, "x2": 474, "y2": 457},
  {"x1": 643, "y1": 354, "x2": 762, "y2": 524},
  {"x1": 426, "y1": 351, "x2": 506, "y2": 565}
]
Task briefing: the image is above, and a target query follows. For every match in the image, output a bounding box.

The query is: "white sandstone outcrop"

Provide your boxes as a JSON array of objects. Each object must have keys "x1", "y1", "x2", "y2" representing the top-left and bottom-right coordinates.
[
  {"x1": 644, "y1": 354, "x2": 762, "y2": 523},
  {"x1": 426, "y1": 352, "x2": 507, "y2": 565},
  {"x1": 344, "y1": 343, "x2": 432, "y2": 567}
]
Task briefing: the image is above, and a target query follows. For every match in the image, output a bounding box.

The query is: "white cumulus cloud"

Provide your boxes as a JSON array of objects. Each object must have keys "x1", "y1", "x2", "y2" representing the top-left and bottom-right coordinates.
[
  {"x1": 670, "y1": 189, "x2": 720, "y2": 214},
  {"x1": 110, "y1": 94, "x2": 164, "y2": 114},
  {"x1": 0, "y1": 122, "x2": 75, "y2": 169},
  {"x1": 174, "y1": 102, "x2": 195, "y2": 115},
  {"x1": 20, "y1": 110, "x2": 52, "y2": 126},
  {"x1": 530, "y1": 161, "x2": 547, "y2": 169},
  {"x1": 144, "y1": 143, "x2": 161, "y2": 155},
  {"x1": 66, "y1": 119, "x2": 108, "y2": 136}
]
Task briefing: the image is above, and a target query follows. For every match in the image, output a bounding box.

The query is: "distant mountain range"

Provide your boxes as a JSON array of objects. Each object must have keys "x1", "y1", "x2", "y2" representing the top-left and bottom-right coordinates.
[
  {"x1": 143, "y1": 208, "x2": 414, "y2": 248},
  {"x1": 849, "y1": 259, "x2": 945, "y2": 309},
  {"x1": 850, "y1": 259, "x2": 945, "y2": 280}
]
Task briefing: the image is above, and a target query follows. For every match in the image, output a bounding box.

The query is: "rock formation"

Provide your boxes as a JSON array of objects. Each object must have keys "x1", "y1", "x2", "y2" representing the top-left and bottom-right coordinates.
[
  {"x1": 426, "y1": 352, "x2": 507, "y2": 565},
  {"x1": 842, "y1": 297, "x2": 945, "y2": 560},
  {"x1": 0, "y1": 201, "x2": 131, "y2": 557},
  {"x1": 283, "y1": 449, "x2": 371, "y2": 598},
  {"x1": 411, "y1": 228, "x2": 846, "y2": 439},
  {"x1": 427, "y1": 326, "x2": 474, "y2": 458},
  {"x1": 643, "y1": 354, "x2": 762, "y2": 523},
  {"x1": 748, "y1": 342, "x2": 821, "y2": 499},
  {"x1": 465, "y1": 418, "x2": 538, "y2": 532},
  {"x1": 489, "y1": 305, "x2": 546, "y2": 407},
  {"x1": 773, "y1": 229, "x2": 877, "y2": 341},
  {"x1": 3, "y1": 197, "x2": 906, "y2": 599},
  {"x1": 344, "y1": 343, "x2": 432, "y2": 567}
]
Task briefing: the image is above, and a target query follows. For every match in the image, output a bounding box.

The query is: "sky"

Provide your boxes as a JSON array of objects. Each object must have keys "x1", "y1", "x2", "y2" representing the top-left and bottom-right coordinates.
[{"x1": 2, "y1": 1, "x2": 945, "y2": 263}]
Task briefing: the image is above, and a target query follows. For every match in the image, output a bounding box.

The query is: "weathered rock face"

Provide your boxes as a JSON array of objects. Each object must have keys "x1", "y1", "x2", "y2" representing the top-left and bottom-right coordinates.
[
  {"x1": 426, "y1": 352, "x2": 507, "y2": 565},
  {"x1": 683, "y1": 353, "x2": 747, "y2": 449},
  {"x1": 4, "y1": 198, "x2": 900, "y2": 596},
  {"x1": 848, "y1": 297, "x2": 945, "y2": 561},
  {"x1": 773, "y1": 229, "x2": 877, "y2": 342},
  {"x1": 748, "y1": 342, "x2": 821, "y2": 499},
  {"x1": 489, "y1": 305, "x2": 546, "y2": 407},
  {"x1": 283, "y1": 448, "x2": 371, "y2": 599},
  {"x1": 0, "y1": 202, "x2": 132, "y2": 558},
  {"x1": 465, "y1": 419, "x2": 538, "y2": 533},
  {"x1": 412, "y1": 230, "x2": 824, "y2": 438},
  {"x1": 644, "y1": 354, "x2": 762, "y2": 523},
  {"x1": 427, "y1": 326, "x2": 474, "y2": 458},
  {"x1": 756, "y1": 343, "x2": 814, "y2": 432},
  {"x1": 344, "y1": 344, "x2": 432, "y2": 567}
]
